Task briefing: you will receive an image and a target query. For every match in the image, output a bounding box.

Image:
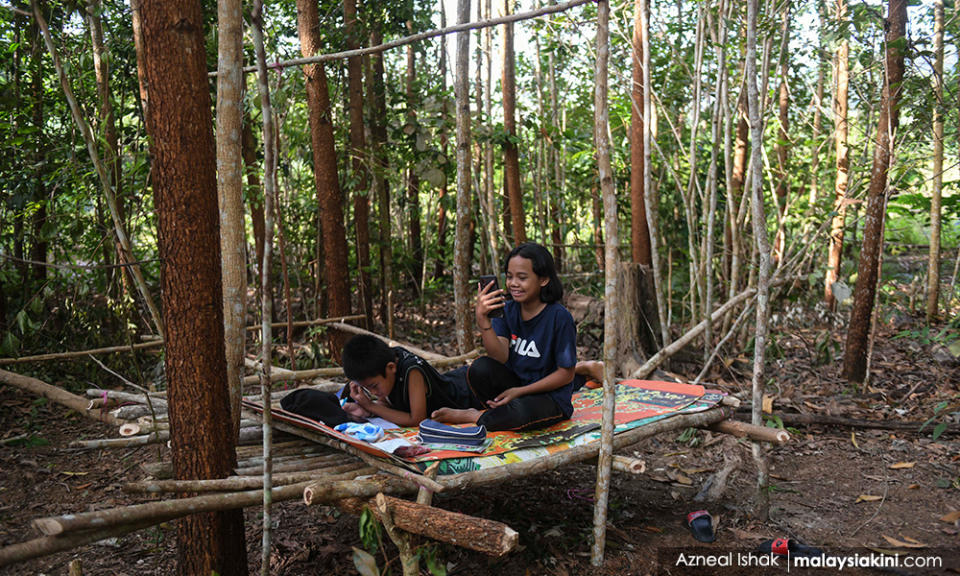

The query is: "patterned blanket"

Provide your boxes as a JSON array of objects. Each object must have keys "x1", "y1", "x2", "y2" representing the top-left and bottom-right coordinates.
[{"x1": 243, "y1": 380, "x2": 725, "y2": 477}]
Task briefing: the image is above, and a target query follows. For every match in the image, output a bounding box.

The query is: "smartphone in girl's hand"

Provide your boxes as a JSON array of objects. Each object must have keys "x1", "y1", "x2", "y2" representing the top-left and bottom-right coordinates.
[{"x1": 478, "y1": 274, "x2": 504, "y2": 318}]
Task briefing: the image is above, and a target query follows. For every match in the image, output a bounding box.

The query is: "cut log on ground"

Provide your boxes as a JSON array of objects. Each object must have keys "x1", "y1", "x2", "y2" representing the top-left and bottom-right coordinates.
[
  {"x1": 707, "y1": 419, "x2": 789, "y2": 444},
  {"x1": 338, "y1": 493, "x2": 519, "y2": 557},
  {"x1": 0, "y1": 369, "x2": 121, "y2": 426},
  {"x1": 301, "y1": 475, "x2": 420, "y2": 506},
  {"x1": 611, "y1": 455, "x2": 646, "y2": 474}
]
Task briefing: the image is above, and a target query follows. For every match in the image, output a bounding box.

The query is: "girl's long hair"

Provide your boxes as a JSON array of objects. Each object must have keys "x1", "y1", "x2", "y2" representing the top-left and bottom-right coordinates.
[{"x1": 504, "y1": 242, "x2": 563, "y2": 303}]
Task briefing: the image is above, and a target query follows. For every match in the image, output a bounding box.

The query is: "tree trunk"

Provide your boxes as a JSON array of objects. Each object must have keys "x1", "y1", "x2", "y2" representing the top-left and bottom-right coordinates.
[
  {"x1": 29, "y1": 19, "x2": 47, "y2": 284},
  {"x1": 366, "y1": 24, "x2": 394, "y2": 337},
  {"x1": 344, "y1": 0, "x2": 372, "y2": 328},
  {"x1": 436, "y1": 0, "x2": 450, "y2": 279},
  {"x1": 501, "y1": 0, "x2": 524, "y2": 244},
  {"x1": 772, "y1": 1, "x2": 791, "y2": 265},
  {"x1": 843, "y1": 0, "x2": 907, "y2": 384},
  {"x1": 242, "y1": 115, "x2": 266, "y2": 281},
  {"x1": 216, "y1": 0, "x2": 247, "y2": 441},
  {"x1": 926, "y1": 0, "x2": 944, "y2": 322},
  {"x1": 86, "y1": 0, "x2": 125, "y2": 294},
  {"x1": 808, "y1": 2, "x2": 827, "y2": 207},
  {"x1": 454, "y1": 0, "x2": 474, "y2": 354},
  {"x1": 547, "y1": 27, "x2": 563, "y2": 272},
  {"x1": 825, "y1": 0, "x2": 850, "y2": 309},
  {"x1": 296, "y1": 0, "x2": 351, "y2": 359},
  {"x1": 745, "y1": 0, "x2": 773, "y2": 522},
  {"x1": 591, "y1": 0, "x2": 617, "y2": 564},
  {"x1": 405, "y1": 20, "x2": 423, "y2": 289},
  {"x1": 630, "y1": 0, "x2": 651, "y2": 267},
  {"x1": 138, "y1": 0, "x2": 247, "y2": 573}
]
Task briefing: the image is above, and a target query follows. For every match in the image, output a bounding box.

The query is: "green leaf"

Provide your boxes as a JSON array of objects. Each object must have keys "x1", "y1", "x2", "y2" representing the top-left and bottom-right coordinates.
[
  {"x1": 352, "y1": 547, "x2": 380, "y2": 576},
  {"x1": 932, "y1": 422, "x2": 948, "y2": 442}
]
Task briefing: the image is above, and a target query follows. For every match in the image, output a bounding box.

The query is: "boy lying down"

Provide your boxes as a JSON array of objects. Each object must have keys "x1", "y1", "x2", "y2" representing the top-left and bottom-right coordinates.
[{"x1": 339, "y1": 334, "x2": 603, "y2": 431}]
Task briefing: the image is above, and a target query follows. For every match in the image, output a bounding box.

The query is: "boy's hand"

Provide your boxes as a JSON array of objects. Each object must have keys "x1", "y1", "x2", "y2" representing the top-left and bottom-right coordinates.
[
  {"x1": 343, "y1": 401, "x2": 372, "y2": 420},
  {"x1": 487, "y1": 387, "x2": 523, "y2": 408},
  {"x1": 349, "y1": 381, "x2": 375, "y2": 409}
]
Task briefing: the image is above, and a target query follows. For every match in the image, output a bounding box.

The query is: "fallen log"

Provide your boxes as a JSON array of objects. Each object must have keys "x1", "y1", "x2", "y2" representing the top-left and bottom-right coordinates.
[
  {"x1": 707, "y1": 420, "x2": 789, "y2": 444},
  {"x1": 123, "y1": 463, "x2": 375, "y2": 494},
  {"x1": 0, "y1": 518, "x2": 157, "y2": 568},
  {"x1": 32, "y1": 480, "x2": 315, "y2": 537},
  {"x1": 234, "y1": 453, "x2": 360, "y2": 476},
  {"x1": 0, "y1": 340, "x2": 164, "y2": 366},
  {"x1": 734, "y1": 410, "x2": 958, "y2": 436},
  {"x1": 338, "y1": 493, "x2": 518, "y2": 557},
  {"x1": 85, "y1": 389, "x2": 167, "y2": 409},
  {"x1": 0, "y1": 369, "x2": 120, "y2": 426},
  {"x1": 141, "y1": 450, "x2": 354, "y2": 480}
]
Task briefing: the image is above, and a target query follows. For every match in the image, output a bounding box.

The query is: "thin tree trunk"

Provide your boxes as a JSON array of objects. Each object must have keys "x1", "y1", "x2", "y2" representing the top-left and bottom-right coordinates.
[
  {"x1": 630, "y1": 0, "x2": 650, "y2": 267},
  {"x1": 843, "y1": 0, "x2": 907, "y2": 384},
  {"x1": 405, "y1": 20, "x2": 423, "y2": 289},
  {"x1": 745, "y1": 0, "x2": 772, "y2": 522},
  {"x1": 216, "y1": 0, "x2": 247, "y2": 441},
  {"x1": 772, "y1": 1, "x2": 791, "y2": 265},
  {"x1": 29, "y1": 20, "x2": 46, "y2": 285},
  {"x1": 86, "y1": 0, "x2": 124, "y2": 293},
  {"x1": 34, "y1": 0, "x2": 164, "y2": 339},
  {"x1": 591, "y1": 0, "x2": 617, "y2": 565},
  {"x1": 825, "y1": 0, "x2": 850, "y2": 309},
  {"x1": 242, "y1": 115, "x2": 266, "y2": 281},
  {"x1": 137, "y1": 0, "x2": 247, "y2": 571},
  {"x1": 367, "y1": 24, "x2": 393, "y2": 337},
  {"x1": 344, "y1": 0, "x2": 372, "y2": 328},
  {"x1": 703, "y1": 0, "x2": 729, "y2": 366},
  {"x1": 436, "y1": 0, "x2": 450, "y2": 279},
  {"x1": 926, "y1": 0, "x2": 944, "y2": 322},
  {"x1": 296, "y1": 0, "x2": 351, "y2": 360},
  {"x1": 682, "y1": 7, "x2": 705, "y2": 329},
  {"x1": 548, "y1": 24, "x2": 563, "y2": 272},
  {"x1": 250, "y1": 4, "x2": 277, "y2": 572},
  {"x1": 500, "y1": 0, "x2": 524, "y2": 244},
  {"x1": 454, "y1": 0, "x2": 474, "y2": 354},
  {"x1": 483, "y1": 0, "x2": 498, "y2": 268},
  {"x1": 641, "y1": 0, "x2": 669, "y2": 351},
  {"x1": 808, "y1": 2, "x2": 827, "y2": 207}
]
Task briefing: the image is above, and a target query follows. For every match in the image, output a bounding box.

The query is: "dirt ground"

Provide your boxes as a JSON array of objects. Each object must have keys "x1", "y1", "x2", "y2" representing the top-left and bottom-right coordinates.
[{"x1": 1, "y1": 298, "x2": 958, "y2": 575}]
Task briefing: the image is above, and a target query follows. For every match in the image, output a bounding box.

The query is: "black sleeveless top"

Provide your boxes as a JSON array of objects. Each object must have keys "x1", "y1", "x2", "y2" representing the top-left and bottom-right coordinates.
[{"x1": 384, "y1": 347, "x2": 472, "y2": 414}]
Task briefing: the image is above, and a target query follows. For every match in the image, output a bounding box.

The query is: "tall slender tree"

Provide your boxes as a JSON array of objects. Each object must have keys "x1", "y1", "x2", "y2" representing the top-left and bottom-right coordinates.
[
  {"x1": 926, "y1": 0, "x2": 944, "y2": 322},
  {"x1": 344, "y1": 0, "x2": 372, "y2": 328},
  {"x1": 405, "y1": 19, "x2": 423, "y2": 288},
  {"x1": 772, "y1": 0, "x2": 791, "y2": 265},
  {"x1": 501, "y1": 0, "x2": 524, "y2": 244},
  {"x1": 367, "y1": 22, "x2": 394, "y2": 336},
  {"x1": 843, "y1": 0, "x2": 907, "y2": 384},
  {"x1": 215, "y1": 0, "x2": 246, "y2": 440},
  {"x1": 137, "y1": 0, "x2": 247, "y2": 572},
  {"x1": 454, "y1": 0, "x2": 474, "y2": 354},
  {"x1": 296, "y1": 0, "x2": 351, "y2": 355},
  {"x1": 826, "y1": 0, "x2": 850, "y2": 309}
]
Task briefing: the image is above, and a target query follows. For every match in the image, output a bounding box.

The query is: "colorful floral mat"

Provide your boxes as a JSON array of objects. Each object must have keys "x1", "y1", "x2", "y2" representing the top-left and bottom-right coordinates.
[{"x1": 244, "y1": 380, "x2": 725, "y2": 476}]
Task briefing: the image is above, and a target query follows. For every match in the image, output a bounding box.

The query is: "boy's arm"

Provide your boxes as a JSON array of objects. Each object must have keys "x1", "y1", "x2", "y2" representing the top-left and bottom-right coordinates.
[{"x1": 353, "y1": 369, "x2": 429, "y2": 428}]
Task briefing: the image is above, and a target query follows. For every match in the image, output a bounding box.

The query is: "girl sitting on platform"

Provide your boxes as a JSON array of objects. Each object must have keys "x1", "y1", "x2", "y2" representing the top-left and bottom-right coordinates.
[{"x1": 433, "y1": 242, "x2": 602, "y2": 432}]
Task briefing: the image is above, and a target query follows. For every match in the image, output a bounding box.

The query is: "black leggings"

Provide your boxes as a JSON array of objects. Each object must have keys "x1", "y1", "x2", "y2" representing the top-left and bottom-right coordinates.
[{"x1": 467, "y1": 356, "x2": 568, "y2": 432}]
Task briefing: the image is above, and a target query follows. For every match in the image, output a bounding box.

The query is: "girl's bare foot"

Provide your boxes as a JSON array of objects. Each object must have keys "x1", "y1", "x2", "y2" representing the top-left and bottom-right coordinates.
[
  {"x1": 431, "y1": 407, "x2": 483, "y2": 425},
  {"x1": 575, "y1": 360, "x2": 605, "y2": 383}
]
